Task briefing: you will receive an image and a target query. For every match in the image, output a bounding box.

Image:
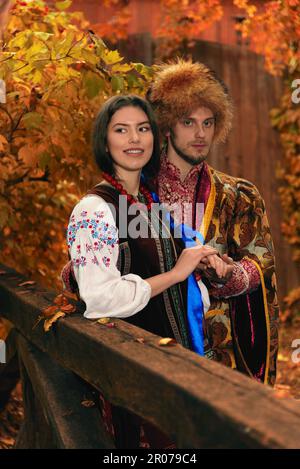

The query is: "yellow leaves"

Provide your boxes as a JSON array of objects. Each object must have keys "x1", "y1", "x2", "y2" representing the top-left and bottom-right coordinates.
[
  {"x1": 97, "y1": 318, "x2": 111, "y2": 324},
  {"x1": 9, "y1": 31, "x2": 32, "y2": 51},
  {"x1": 111, "y1": 63, "x2": 133, "y2": 73},
  {"x1": 278, "y1": 353, "x2": 289, "y2": 362},
  {"x1": 102, "y1": 49, "x2": 123, "y2": 65},
  {"x1": 37, "y1": 293, "x2": 77, "y2": 332},
  {"x1": 44, "y1": 311, "x2": 66, "y2": 332},
  {"x1": 0, "y1": 0, "x2": 150, "y2": 294},
  {"x1": 97, "y1": 317, "x2": 116, "y2": 328},
  {"x1": 55, "y1": 1, "x2": 72, "y2": 11},
  {"x1": 158, "y1": 338, "x2": 177, "y2": 346}
]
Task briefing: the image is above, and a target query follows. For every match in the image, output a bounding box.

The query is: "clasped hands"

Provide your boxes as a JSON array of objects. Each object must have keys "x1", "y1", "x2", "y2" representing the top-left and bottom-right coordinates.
[{"x1": 196, "y1": 247, "x2": 235, "y2": 284}]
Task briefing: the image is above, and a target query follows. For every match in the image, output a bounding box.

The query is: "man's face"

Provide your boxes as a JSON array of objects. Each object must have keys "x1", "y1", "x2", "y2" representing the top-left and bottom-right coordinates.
[{"x1": 167, "y1": 106, "x2": 215, "y2": 165}]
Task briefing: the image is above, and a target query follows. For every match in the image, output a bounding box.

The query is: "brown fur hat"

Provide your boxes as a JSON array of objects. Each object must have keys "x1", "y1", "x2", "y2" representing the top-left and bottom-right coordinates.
[{"x1": 147, "y1": 59, "x2": 234, "y2": 143}]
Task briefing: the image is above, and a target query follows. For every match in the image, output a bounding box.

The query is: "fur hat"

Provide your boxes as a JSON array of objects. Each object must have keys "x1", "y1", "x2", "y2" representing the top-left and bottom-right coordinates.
[{"x1": 147, "y1": 59, "x2": 234, "y2": 143}]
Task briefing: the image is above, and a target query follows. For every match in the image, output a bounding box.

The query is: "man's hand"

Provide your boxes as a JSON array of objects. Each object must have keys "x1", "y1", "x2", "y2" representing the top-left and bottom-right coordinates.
[{"x1": 196, "y1": 252, "x2": 235, "y2": 284}]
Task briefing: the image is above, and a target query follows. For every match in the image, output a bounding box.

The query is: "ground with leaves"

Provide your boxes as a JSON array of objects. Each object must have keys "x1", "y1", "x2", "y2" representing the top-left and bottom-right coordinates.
[{"x1": 0, "y1": 319, "x2": 299, "y2": 449}]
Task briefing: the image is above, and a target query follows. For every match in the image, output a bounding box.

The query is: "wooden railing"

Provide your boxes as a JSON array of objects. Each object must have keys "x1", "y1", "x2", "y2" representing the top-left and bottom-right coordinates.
[{"x1": 1, "y1": 263, "x2": 300, "y2": 449}]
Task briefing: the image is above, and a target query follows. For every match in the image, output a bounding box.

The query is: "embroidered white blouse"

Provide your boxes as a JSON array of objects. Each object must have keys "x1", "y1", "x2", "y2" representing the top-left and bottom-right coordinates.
[
  {"x1": 67, "y1": 194, "x2": 211, "y2": 320},
  {"x1": 67, "y1": 194, "x2": 152, "y2": 319}
]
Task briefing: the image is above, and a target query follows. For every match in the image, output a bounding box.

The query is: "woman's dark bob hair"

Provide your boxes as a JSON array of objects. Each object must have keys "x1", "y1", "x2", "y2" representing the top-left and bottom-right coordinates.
[{"x1": 93, "y1": 94, "x2": 160, "y2": 179}]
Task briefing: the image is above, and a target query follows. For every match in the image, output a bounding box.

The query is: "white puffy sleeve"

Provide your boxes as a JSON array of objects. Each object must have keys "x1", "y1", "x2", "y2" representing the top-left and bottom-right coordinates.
[{"x1": 67, "y1": 195, "x2": 152, "y2": 319}]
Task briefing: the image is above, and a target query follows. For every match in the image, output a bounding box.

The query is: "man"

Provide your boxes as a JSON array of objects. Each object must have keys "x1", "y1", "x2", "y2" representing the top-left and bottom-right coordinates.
[{"x1": 147, "y1": 59, "x2": 279, "y2": 386}]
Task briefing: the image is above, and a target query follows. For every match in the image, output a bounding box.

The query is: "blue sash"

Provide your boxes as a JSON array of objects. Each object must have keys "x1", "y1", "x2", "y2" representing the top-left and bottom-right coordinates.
[{"x1": 150, "y1": 190, "x2": 205, "y2": 356}]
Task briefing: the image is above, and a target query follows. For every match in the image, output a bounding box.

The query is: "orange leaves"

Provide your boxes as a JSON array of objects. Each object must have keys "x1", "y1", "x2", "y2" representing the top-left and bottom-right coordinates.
[
  {"x1": 234, "y1": 0, "x2": 300, "y2": 76},
  {"x1": 0, "y1": 135, "x2": 8, "y2": 152},
  {"x1": 18, "y1": 280, "x2": 36, "y2": 287},
  {"x1": 153, "y1": 0, "x2": 223, "y2": 57},
  {"x1": 81, "y1": 399, "x2": 96, "y2": 408},
  {"x1": 33, "y1": 293, "x2": 77, "y2": 332}
]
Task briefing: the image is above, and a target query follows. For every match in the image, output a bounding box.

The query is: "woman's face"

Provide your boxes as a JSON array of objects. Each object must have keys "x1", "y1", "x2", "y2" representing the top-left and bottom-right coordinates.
[{"x1": 106, "y1": 105, "x2": 154, "y2": 176}]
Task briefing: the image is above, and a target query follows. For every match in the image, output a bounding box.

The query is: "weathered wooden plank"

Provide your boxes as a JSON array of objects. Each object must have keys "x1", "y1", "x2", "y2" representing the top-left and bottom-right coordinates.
[
  {"x1": 15, "y1": 332, "x2": 115, "y2": 449},
  {"x1": 15, "y1": 356, "x2": 55, "y2": 449},
  {"x1": 0, "y1": 329, "x2": 20, "y2": 410},
  {"x1": 1, "y1": 264, "x2": 300, "y2": 449}
]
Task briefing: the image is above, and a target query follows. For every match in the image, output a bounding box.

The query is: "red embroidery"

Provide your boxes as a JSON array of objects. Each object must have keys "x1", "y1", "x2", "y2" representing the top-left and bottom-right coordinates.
[
  {"x1": 210, "y1": 260, "x2": 260, "y2": 298},
  {"x1": 240, "y1": 258, "x2": 261, "y2": 292},
  {"x1": 157, "y1": 156, "x2": 203, "y2": 226}
]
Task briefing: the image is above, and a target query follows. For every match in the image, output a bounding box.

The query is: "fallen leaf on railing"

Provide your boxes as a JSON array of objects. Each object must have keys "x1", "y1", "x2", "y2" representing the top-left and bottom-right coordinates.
[
  {"x1": 42, "y1": 305, "x2": 59, "y2": 317},
  {"x1": 97, "y1": 318, "x2": 111, "y2": 324},
  {"x1": 62, "y1": 290, "x2": 78, "y2": 300},
  {"x1": 135, "y1": 338, "x2": 145, "y2": 344},
  {"x1": 81, "y1": 400, "x2": 96, "y2": 408},
  {"x1": 273, "y1": 384, "x2": 292, "y2": 399},
  {"x1": 158, "y1": 338, "x2": 176, "y2": 346},
  {"x1": 18, "y1": 280, "x2": 36, "y2": 287},
  {"x1": 44, "y1": 311, "x2": 65, "y2": 332},
  {"x1": 60, "y1": 304, "x2": 76, "y2": 314},
  {"x1": 105, "y1": 322, "x2": 115, "y2": 328},
  {"x1": 54, "y1": 294, "x2": 69, "y2": 306}
]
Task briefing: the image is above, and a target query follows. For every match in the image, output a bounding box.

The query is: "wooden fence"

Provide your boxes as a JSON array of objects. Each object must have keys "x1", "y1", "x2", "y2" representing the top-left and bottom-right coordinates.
[
  {"x1": 117, "y1": 35, "x2": 300, "y2": 302},
  {"x1": 1, "y1": 263, "x2": 300, "y2": 449}
]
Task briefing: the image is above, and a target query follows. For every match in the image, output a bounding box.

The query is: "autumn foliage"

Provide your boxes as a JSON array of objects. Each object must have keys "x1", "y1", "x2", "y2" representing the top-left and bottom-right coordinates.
[
  {"x1": 1, "y1": 0, "x2": 300, "y2": 317},
  {"x1": 95, "y1": 0, "x2": 223, "y2": 58},
  {"x1": 0, "y1": 0, "x2": 152, "y2": 289},
  {"x1": 234, "y1": 0, "x2": 300, "y2": 317}
]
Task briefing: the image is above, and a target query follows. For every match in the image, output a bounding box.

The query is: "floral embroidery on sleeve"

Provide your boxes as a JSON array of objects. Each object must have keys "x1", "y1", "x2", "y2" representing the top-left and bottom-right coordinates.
[
  {"x1": 68, "y1": 204, "x2": 118, "y2": 270},
  {"x1": 102, "y1": 256, "x2": 111, "y2": 268},
  {"x1": 72, "y1": 256, "x2": 87, "y2": 268}
]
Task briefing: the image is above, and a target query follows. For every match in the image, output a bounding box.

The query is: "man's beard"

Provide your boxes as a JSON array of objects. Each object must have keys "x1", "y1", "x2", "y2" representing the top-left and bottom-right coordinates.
[{"x1": 169, "y1": 129, "x2": 207, "y2": 166}]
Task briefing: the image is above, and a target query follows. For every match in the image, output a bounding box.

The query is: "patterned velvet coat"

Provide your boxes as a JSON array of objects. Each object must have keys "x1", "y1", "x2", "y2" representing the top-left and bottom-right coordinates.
[{"x1": 186, "y1": 163, "x2": 279, "y2": 386}]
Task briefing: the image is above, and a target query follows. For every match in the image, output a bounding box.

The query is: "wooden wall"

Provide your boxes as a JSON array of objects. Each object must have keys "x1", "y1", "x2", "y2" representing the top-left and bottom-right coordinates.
[{"x1": 118, "y1": 37, "x2": 300, "y2": 303}]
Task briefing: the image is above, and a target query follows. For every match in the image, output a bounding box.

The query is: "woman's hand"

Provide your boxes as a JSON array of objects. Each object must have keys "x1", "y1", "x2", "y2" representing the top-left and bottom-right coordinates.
[
  {"x1": 199, "y1": 253, "x2": 235, "y2": 283},
  {"x1": 171, "y1": 245, "x2": 218, "y2": 283}
]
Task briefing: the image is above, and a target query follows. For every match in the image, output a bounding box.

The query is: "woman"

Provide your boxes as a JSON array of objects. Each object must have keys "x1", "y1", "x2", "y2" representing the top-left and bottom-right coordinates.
[{"x1": 65, "y1": 94, "x2": 218, "y2": 448}]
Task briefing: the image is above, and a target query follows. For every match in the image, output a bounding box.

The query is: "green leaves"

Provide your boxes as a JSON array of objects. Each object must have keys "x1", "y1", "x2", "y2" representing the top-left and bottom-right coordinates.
[
  {"x1": 82, "y1": 71, "x2": 105, "y2": 98},
  {"x1": 111, "y1": 76, "x2": 124, "y2": 92}
]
